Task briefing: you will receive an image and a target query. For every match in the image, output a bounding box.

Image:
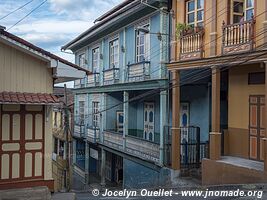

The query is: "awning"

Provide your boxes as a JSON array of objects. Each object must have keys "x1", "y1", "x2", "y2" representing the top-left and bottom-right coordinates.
[{"x1": 0, "y1": 92, "x2": 59, "y2": 105}]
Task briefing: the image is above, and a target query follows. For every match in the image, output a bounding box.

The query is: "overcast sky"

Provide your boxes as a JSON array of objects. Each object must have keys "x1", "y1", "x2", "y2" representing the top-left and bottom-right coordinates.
[{"x1": 0, "y1": 0, "x2": 123, "y2": 62}]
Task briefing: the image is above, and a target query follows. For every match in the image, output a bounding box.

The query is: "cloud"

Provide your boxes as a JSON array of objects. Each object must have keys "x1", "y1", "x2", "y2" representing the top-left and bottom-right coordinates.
[{"x1": 48, "y1": 0, "x2": 122, "y2": 20}]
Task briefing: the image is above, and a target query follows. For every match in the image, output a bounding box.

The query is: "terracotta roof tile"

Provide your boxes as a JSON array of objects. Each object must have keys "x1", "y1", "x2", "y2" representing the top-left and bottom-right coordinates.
[{"x1": 0, "y1": 92, "x2": 59, "y2": 105}]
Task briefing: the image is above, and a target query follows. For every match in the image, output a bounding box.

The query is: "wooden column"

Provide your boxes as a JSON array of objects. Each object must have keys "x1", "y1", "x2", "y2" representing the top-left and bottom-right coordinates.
[
  {"x1": 171, "y1": 70, "x2": 180, "y2": 170},
  {"x1": 210, "y1": 67, "x2": 221, "y2": 160},
  {"x1": 264, "y1": 62, "x2": 267, "y2": 171}
]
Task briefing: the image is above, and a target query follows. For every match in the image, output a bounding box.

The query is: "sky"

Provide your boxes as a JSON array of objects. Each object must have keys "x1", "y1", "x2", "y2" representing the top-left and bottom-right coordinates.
[{"x1": 0, "y1": 0, "x2": 123, "y2": 86}]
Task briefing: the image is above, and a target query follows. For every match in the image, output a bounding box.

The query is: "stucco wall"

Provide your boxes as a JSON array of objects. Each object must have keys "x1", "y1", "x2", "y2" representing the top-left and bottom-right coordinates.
[{"x1": 227, "y1": 64, "x2": 264, "y2": 158}]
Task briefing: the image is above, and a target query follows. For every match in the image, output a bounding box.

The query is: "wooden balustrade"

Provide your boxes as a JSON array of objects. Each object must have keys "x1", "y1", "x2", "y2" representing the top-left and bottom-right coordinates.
[
  {"x1": 180, "y1": 29, "x2": 204, "y2": 60},
  {"x1": 87, "y1": 127, "x2": 100, "y2": 143},
  {"x1": 102, "y1": 130, "x2": 160, "y2": 163},
  {"x1": 222, "y1": 19, "x2": 255, "y2": 54},
  {"x1": 103, "y1": 68, "x2": 120, "y2": 85},
  {"x1": 127, "y1": 61, "x2": 150, "y2": 82},
  {"x1": 87, "y1": 73, "x2": 100, "y2": 86}
]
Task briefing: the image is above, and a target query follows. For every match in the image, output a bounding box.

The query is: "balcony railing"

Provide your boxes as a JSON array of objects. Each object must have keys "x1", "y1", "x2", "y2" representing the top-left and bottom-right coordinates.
[
  {"x1": 87, "y1": 73, "x2": 100, "y2": 87},
  {"x1": 103, "y1": 67, "x2": 120, "y2": 85},
  {"x1": 102, "y1": 130, "x2": 160, "y2": 163},
  {"x1": 74, "y1": 79, "x2": 85, "y2": 88},
  {"x1": 127, "y1": 61, "x2": 150, "y2": 82},
  {"x1": 222, "y1": 19, "x2": 255, "y2": 54},
  {"x1": 87, "y1": 126, "x2": 100, "y2": 143},
  {"x1": 73, "y1": 124, "x2": 85, "y2": 138},
  {"x1": 180, "y1": 28, "x2": 204, "y2": 60}
]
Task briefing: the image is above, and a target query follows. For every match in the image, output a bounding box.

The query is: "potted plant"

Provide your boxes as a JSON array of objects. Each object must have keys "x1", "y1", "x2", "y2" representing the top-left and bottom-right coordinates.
[{"x1": 176, "y1": 23, "x2": 193, "y2": 37}]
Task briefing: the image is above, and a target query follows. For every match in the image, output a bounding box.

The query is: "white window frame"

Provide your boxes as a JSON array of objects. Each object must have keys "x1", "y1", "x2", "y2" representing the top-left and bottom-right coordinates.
[
  {"x1": 78, "y1": 53, "x2": 86, "y2": 68},
  {"x1": 135, "y1": 23, "x2": 150, "y2": 63},
  {"x1": 109, "y1": 38, "x2": 119, "y2": 69},
  {"x1": 186, "y1": 0, "x2": 204, "y2": 27},
  {"x1": 92, "y1": 47, "x2": 100, "y2": 73},
  {"x1": 79, "y1": 101, "x2": 85, "y2": 125},
  {"x1": 92, "y1": 101, "x2": 100, "y2": 128}
]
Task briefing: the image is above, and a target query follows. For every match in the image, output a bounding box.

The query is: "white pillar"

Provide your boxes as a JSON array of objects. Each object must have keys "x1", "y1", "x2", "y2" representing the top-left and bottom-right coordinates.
[
  {"x1": 160, "y1": 90, "x2": 167, "y2": 165},
  {"x1": 123, "y1": 91, "x2": 129, "y2": 150}
]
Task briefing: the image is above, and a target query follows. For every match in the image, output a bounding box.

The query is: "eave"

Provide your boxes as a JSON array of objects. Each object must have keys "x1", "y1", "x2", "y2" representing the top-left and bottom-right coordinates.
[{"x1": 167, "y1": 49, "x2": 267, "y2": 71}]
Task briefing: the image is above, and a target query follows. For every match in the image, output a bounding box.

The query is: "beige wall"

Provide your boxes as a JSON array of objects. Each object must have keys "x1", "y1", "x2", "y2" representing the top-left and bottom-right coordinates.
[
  {"x1": 0, "y1": 42, "x2": 53, "y2": 93},
  {"x1": 44, "y1": 106, "x2": 53, "y2": 181},
  {"x1": 228, "y1": 64, "x2": 265, "y2": 129},
  {"x1": 227, "y1": 64, "x2": 264, "y2": 158}
]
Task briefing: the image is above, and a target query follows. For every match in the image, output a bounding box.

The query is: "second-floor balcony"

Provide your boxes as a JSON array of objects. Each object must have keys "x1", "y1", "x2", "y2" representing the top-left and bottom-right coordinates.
[
  {"x1": 87, "y1": 73, "x2": 100, "y2": 87},
  {"x1": 127, "y1": 61, "x2": 150, "y2": 82},
  {"x1": 179, "y1": 27, "x2": 204, "y2": 61},
  {"x1": 222, "y1": 19, "x2": 255, "y2": 55},
  {"x1": 73, "y1": 123, "x2": 85, "y2": 138},
  {"x1": 87, "y1": 126, "x2": 100, "y2": 143},
  {"x1": 103, "y1": 67, "x2": 120, "y2": 85},
  {"x1": 102, "y1": 130, "x2": 160, "y2": 163}
]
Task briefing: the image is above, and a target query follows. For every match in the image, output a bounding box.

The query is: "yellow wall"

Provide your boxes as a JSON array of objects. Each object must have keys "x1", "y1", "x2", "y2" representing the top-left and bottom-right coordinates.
[
  {"x1": 227, "y1": 64, "x2": 264, "y2": 158},
  {"x1": 228, "y1": 64, "x2": 265, "y2": 129},
  {"x1": 0, "y1": 42, "x2": 53, "y2": 93}
]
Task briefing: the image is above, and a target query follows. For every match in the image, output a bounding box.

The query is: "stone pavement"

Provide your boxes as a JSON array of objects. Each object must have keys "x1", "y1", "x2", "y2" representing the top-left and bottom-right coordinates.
[{"x1": 51, "y1": 193, "x2": 76, "y2": 200}]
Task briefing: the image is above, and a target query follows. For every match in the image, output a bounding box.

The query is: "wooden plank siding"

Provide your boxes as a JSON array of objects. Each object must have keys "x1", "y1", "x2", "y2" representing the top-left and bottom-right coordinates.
[{"x1": 0, "y1": 42, "x2": 53, "y2": 93}]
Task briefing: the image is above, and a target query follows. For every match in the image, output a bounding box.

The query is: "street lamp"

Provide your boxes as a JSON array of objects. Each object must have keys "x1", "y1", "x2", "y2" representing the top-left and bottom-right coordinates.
[{"x1": 136, "y1": 27, "x2": 169, "y2": 41}]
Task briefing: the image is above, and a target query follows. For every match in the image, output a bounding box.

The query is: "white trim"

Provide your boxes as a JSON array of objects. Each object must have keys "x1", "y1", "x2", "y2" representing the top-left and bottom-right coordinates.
[{"x1": 73, "y1": 10, "x2": 159, "y2": 54}]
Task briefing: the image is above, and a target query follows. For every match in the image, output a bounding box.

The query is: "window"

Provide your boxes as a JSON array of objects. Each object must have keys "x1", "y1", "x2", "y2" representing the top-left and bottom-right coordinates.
[
  {"x1": 136, "y1": 24, "x2": 150, "y2": 62},
  {"x1": 109, "y1": 39, "x2": 119, "y2": 68},
  {"x1": 54, "y1": 137, "x2": 58, "y2": 154},
  {"x1": 79, "y1": 101, "x2": 85, "y2": 125},
  {"x1": 92, "y1": 47, "x2": 100, "y2": 73},
  {"x1": 248, "y1": 72, "x2": 265, "y2": 85},
  {"x1": 186, "y1": 0, "x2": 204, "y2": 27},
  {"x1": 54, "y1": 112, "x2": 57, "y2": 127},
  {"x1": 231, "y1": 0, "x2": 254, "y2": 23},
  {"x1": 78, "y1": 53, "x2": 86, "y2": 67},
  {"x1": 92, "y1": 102, "x2": 100, "y2": 128}
]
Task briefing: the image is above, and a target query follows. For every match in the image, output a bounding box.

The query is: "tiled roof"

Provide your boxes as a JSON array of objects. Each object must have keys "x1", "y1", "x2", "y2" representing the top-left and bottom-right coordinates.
[{"x1": 0, "y1": 92, "x2": 59, "y2": 105}]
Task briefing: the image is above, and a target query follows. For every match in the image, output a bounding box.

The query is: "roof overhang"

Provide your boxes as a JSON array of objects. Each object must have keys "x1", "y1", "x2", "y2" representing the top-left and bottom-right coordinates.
[
  {"x1": 0, "y1": 29, "x2": 91, "y2": 84},
  {"x1": 62, "y1": 0, "x2": 166, "y2": 52},
  {"x1": 167, "y1": 49, "x2": 267, "y2": 71}
]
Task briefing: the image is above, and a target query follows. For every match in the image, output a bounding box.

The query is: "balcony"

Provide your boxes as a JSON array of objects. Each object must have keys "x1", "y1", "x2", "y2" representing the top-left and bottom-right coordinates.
[
  {"x1": 103, "y1": 67, "x2": 120, "y2": 85},
  {"x1": 127, "y1": 61, "x2": 150, "y2": 82},
  {"x1": 74, "y1": 79, "x2": 85, "y2": 88},
  {"x1": 87, "y1": 73, "x2": 100, "y2": 87},
  {"x1": 73, "y1": 124, "x2": 85, "y2": 138},
  {"x1": 102, "y1": 130, "x2": 160, "y2": 163},
  {"x1": 179, "y1": 28, "x2": 204, "y2": 61},
  {"x1": 222, "y1": 19, "x2": 255, "y2": 55},
  {"x1": 87, "y1": 126, "x2": 100, "y2": 143}
]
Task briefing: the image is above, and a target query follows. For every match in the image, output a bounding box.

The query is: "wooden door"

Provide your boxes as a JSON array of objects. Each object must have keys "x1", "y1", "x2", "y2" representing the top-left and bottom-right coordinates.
[
  {"x1": 249, "y1": 96, "x2": 265, "y2": 161},
  {"x1": 144, "y1": 102, "x2": 155, "y2": 142},
  {"x1": 0, "y1": 105, "x2": 44, "y2": 183}
]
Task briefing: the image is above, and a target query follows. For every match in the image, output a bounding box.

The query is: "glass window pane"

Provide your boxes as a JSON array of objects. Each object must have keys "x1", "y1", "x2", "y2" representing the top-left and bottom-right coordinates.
[
  {"x1": 233, "y1": 15, "x2": 242, "y2": 23},
  {"x1": 233, "y1": 1, "x2": 244, "y2": 13},
  {"x1": 246, "y1": 9, "x2": 254, "y2": 20},
  {"x1": 188, "y1": 13, "x2": 195, "y2": 24},
  {"x1": 197, "y1": 0, "x2": 204, "y2": 9},
  {"x1": 246, "y1": 0, "x2": 254, "y2": 8},
  {"x1": 187, "y1": 1, "x2": 195, "y2": 12},
  {"x1": 197, "y1": 10, "x2": 204, "y2": 21}
]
